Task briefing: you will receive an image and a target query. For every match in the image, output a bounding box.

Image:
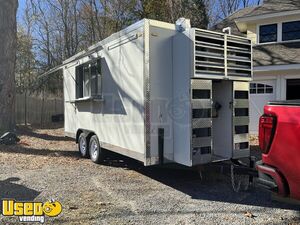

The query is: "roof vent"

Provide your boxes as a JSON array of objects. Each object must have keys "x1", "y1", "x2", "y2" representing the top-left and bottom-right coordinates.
[
  {"x1": 176, "y1": 18, "x2": 191, "y2": 32},
  {"x1": 222, "y1": 27, "x2": 232, "y2": 35}
]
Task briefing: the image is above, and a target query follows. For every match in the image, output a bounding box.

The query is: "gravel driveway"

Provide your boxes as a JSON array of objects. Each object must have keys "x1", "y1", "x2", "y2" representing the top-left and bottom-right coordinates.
[{"x1": 0, "y1": 126, "x2": 299, "y2": 225}]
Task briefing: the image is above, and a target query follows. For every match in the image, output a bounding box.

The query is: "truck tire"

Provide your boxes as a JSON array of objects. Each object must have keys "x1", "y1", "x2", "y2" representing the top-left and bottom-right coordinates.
[
  {"x1": 78, "y1": 133, "x2": 89, "y2": 158},
  {"x1": 89, "y1": 135, "x2": 104, "y2": 164}
]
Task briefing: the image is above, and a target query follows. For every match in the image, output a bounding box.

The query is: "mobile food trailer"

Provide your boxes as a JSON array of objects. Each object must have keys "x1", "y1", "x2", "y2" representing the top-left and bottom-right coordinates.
[{"x1": 60, "y1": 18, "x2": 252, "y2": 167}]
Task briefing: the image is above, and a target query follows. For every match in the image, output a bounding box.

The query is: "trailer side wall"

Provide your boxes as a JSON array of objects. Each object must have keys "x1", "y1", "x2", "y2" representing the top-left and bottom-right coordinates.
[{"x1": 64, "y1": 25, "x2": 146, "y2": 162}]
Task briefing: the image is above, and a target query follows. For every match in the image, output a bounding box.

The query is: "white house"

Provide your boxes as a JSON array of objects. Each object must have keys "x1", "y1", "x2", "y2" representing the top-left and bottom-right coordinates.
[{"x1": 213, "y1": 0, "x2": 300, "y2": 133}]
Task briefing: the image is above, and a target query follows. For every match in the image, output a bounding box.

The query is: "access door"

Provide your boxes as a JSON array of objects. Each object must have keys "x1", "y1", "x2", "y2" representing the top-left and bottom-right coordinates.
[
  {"x1": 191, "y1": 79, "x2": 213, "y2": 165},
  {"x1": 232, "y1": 81, "x2": 250, "y2": 159}
]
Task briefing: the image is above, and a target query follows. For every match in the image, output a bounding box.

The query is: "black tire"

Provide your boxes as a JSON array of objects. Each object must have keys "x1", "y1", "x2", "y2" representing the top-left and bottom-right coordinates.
[
  {"x1": 89, "y1": 135, "x2": 104, "y2": 164},
  {"x1": 78, "y1": 133, "x2": 89, "y2": 158}
]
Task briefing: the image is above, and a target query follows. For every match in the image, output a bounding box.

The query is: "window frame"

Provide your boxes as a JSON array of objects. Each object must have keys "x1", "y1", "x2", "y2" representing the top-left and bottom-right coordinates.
[
  {"x1": 282, "y1": 20, "x2": 300, "y2": 42},
  {"x1": 75, "y1": 58, "x2": 103, "y2": 101},
  {"x1": 258, "y1": 24, "x2": 278, "y2": 44},
  {"x1": 257, "y1": 20, "x2": 300, "y2": 45},
  {"x1": 250, "y1": 83, "x2": 274, "y2": 95}
]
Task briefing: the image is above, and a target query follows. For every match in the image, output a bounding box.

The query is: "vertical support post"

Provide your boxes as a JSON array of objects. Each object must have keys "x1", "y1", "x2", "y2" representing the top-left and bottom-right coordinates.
[
  {"x1": 224, "y1": 34, "x2": 228, "y2": 78},
  {"x1": 158, "y1": 128, "x2": 164, "y2": 165}
]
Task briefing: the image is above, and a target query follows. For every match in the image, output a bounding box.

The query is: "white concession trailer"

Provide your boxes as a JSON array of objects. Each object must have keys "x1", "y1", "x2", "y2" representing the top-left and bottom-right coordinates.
[{"x1": 61, "y1": 18, "x2": 253, "y2": 167}]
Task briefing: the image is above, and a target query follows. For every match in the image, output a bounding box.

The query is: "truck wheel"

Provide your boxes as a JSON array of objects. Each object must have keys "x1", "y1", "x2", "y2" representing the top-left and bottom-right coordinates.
[
  {"x1": 78, "y1": 133, "x2": 89, "y2": 158},
  {"x1": 89, "y1": 135, "x2": 104, "y2": 164}
]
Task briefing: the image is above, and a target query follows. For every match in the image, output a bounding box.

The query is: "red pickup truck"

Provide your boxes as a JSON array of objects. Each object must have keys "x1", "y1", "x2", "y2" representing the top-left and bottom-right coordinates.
[{"x1": 256, "y1": 101, "x2": 300, "y2": 201}]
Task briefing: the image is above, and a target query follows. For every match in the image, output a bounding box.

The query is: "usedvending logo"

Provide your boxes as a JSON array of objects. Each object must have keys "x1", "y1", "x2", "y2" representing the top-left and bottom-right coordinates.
[{"x1": 1, "y1": 199, "x2": 62, "y2": 223}]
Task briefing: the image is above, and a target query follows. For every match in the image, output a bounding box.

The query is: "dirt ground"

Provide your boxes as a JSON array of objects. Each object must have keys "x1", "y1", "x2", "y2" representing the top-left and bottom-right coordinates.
[{"x1": 0, "y1": 125, "x2": 299, "y2": 225}]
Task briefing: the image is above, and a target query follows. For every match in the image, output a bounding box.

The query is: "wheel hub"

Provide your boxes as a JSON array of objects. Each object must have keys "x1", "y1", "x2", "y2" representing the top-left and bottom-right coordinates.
[{"x1": 91, "y1": 140, "x2": 98, "y2": 159}]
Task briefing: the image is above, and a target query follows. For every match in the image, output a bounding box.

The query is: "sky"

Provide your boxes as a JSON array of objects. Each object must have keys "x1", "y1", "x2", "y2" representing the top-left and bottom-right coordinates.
[
  {"x1": 17, "y1": 0, "x2": 26, "y2": 22},
  {"x1": 17, "y1": 0, "x2": 262, "y2": 24}
]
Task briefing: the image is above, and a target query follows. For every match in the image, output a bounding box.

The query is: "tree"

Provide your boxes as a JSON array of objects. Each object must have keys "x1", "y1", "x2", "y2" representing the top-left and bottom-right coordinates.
[
  {"x1": 218, "y1": 0, "x2": 240, "y2": 18},
  {"x1": 0, "y1": 0, "x2": 18, "y2": 132},
  {"x1": 215, "y1": 0, "x2": 262, "y2": 21},
  {"x1": 136, "y1": 0, "x2": 208, "y2": 28}
]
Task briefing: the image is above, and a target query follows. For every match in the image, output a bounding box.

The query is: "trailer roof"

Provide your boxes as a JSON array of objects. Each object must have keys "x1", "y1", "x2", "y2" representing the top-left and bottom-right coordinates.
[
  {"x1": 63, "y1": 19, "x2": 176, "y2": 65},
  {"x1": 39, "y1": 19, "x2": 176, "y2": 78}
]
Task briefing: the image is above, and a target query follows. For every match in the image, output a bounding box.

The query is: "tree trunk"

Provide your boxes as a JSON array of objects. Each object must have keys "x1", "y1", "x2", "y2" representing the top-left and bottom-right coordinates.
[{"x1": 0, "y1": 0, "x2": 18, "y2": 133}]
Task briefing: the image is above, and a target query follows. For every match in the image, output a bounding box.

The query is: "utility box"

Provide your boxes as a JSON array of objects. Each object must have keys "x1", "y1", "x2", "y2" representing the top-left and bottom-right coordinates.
[{"x1": 61, "y1": 18, "x2": 252, "y2": 167}]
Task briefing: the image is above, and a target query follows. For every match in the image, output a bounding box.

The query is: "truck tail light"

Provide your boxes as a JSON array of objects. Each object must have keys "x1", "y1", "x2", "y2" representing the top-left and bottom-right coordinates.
[{"x1": 259, "y1": 115, "x2": 276, "y2": 154}]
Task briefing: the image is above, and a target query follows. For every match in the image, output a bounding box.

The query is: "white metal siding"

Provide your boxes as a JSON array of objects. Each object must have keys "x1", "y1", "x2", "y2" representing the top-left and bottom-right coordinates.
[
  {"x1": 149, "y1": 25, "x2": 176, "y2": 163},
  {"x1": 64, "y1": 25, "x2": 146, "y2": 159}
]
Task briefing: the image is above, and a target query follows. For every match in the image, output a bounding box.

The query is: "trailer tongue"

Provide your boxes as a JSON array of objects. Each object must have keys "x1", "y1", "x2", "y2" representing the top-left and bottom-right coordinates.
[{"x1": 60, "y1": 18, "x2": 253, "y2": 169}]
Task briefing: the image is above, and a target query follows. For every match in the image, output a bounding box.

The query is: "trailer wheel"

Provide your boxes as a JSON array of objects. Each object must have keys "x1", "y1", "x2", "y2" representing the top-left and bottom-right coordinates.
[
  {"x1": 78, "y1": 133, "x2": 89, "y2": 158},
  {"x1": 89, "y1": 135, "x2": 104, "y2": 164}
]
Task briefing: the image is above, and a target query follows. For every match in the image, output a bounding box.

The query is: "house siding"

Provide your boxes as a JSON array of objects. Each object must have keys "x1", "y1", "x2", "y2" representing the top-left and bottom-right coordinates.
[
  {"x1": 212, "y1": 1, "x2": 300, "y2": 133},
  {"x1": 247, "y1": 24, "x2": 257, "y2": 44}
]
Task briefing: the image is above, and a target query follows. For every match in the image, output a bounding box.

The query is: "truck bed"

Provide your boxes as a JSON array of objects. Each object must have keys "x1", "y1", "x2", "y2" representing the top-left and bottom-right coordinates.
[
  {"x1": 257, "y1": 102, "x2": 300, "y2": 200},
  {"x1": 268, "y1": 100, "x2": 300, "y2": 106}
]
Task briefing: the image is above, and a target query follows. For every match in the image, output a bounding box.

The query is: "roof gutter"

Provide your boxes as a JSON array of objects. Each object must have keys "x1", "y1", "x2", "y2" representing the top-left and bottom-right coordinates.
[
  {"x1": 254, "y1": 64, "x2": 300, "y2": 72},
  {"x1": 236, "y1": 9, "x2": 300, "y2": 23}
]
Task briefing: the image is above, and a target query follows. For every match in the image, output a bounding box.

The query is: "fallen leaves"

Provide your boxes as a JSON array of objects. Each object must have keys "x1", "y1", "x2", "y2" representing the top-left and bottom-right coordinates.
[
  {"x1": 69, "y1": 206, "x2": 79, "y2": 210},
  {"x1": 18, "y1": 140, "x2": 30, "y2": 146},
  {"x1": 244, "y1": 211, "x2": 257, "y2": 219}
]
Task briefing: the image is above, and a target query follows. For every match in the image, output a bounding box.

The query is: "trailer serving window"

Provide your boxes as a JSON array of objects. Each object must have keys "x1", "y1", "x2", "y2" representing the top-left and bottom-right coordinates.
[{"x1": 76, "y1": 59, "x2": 102, "y2": 99}]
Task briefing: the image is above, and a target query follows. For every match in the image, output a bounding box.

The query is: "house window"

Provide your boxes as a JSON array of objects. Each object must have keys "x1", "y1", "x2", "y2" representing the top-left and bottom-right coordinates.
[
  {"x1": 250, "y1": 83, "x2": 273, "y2": 94},
  {"x1": 259, "y1": 24, "x2": 277, "y2": 43},
  {"x1": 286, "y1": 79, "x2": 300, "y2": 100},
  {"x1": 76, "y1": 59, "x2": 102, "y2": 99},
  {"x1": 282, "y1": 21, "x2": 300, "y2": 41}
]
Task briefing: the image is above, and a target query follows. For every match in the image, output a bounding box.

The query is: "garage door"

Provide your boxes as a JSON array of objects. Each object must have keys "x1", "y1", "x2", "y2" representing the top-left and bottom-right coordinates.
[{"x1": 249, "y1": 80, "x2": 276, "y2": 133}]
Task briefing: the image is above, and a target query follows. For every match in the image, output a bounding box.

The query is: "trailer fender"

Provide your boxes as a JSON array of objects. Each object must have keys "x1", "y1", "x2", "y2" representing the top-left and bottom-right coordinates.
[{"x1": 76, "y1": 129, "x2": 95, "y2": 143}]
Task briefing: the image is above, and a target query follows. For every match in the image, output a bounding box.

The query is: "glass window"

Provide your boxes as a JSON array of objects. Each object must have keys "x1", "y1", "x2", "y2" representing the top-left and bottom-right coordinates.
[
  {"x1": 265, "y1": 85, "x2": 273, "y2": 94},
  {"x1": 76, "y1": 59, "x2": 102, "y2": 99},
  {"x1": 259, "y1": 24, "x2": 277, "y2": 43},
  {"x1": 257, "y1": 83, "x2": 265, "y2": 94},
  {"x1": 250, "y1": 83, "x2": 256, "y2": 94},
  {"x1": 250, "y1": 83, "x2": 274, "y2": 95},
  {"x1": 83, "y1": 65, "x2": 91, "y2": 97},
  {"x1": 286, "y1": 79, "x2": 300, "y2": 100},
  {"x1": 282, "y1": 21, "x2": 300, "y2": 41},
  {"x1": 75, "y1": 66, "x2": 83, "y2": 99},
  {"x1": 91, "y1": 62, "x2": 97, "y2": 96}
]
